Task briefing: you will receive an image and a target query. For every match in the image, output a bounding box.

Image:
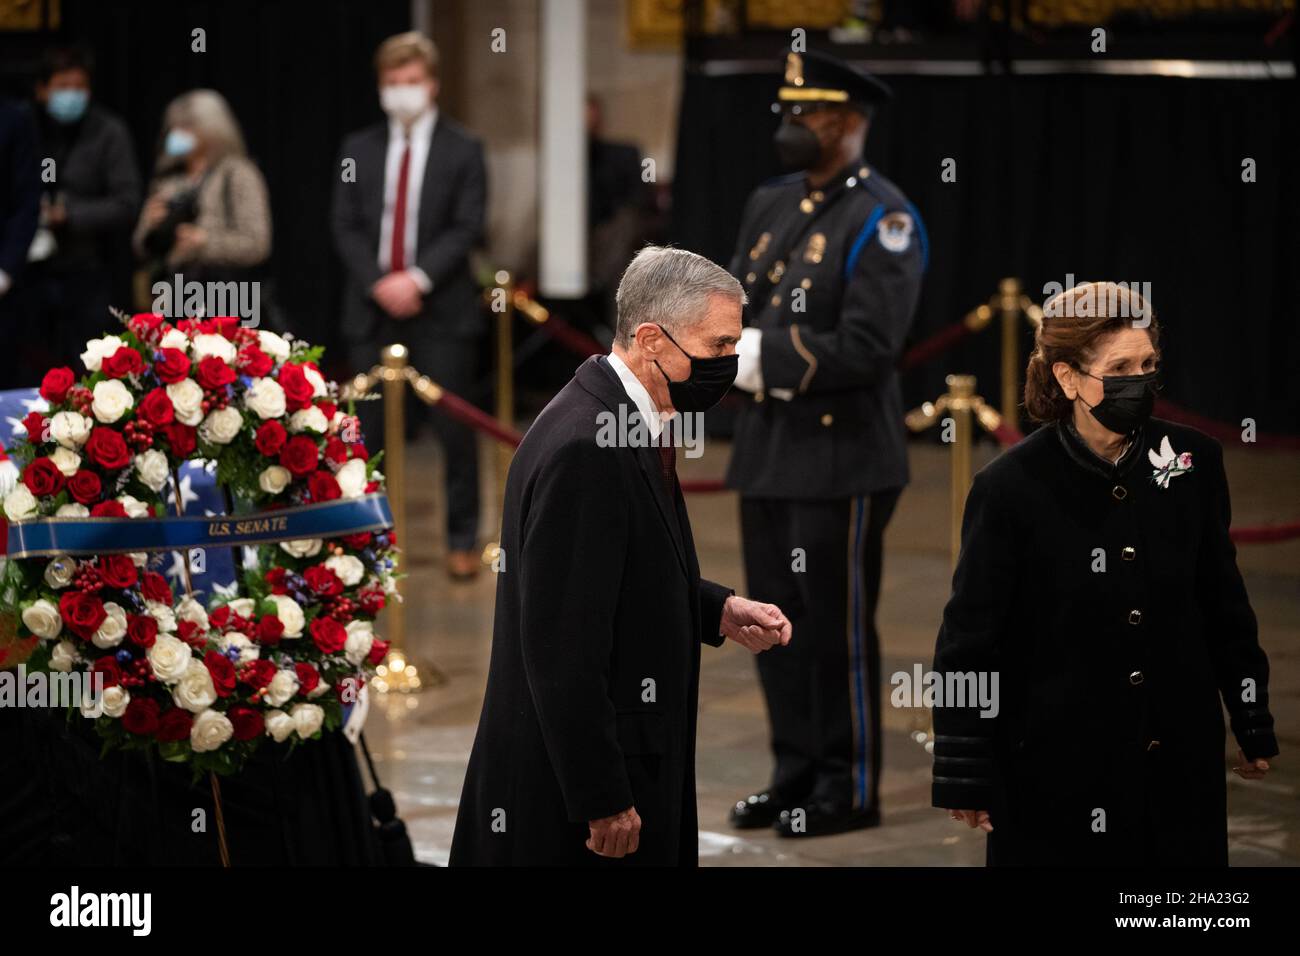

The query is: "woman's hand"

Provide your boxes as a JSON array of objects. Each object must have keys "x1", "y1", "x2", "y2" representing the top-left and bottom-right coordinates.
[
  {"x1": 946, "y1": 809, "x2": 993, "y2": 832},
  {"x1": 1232, "y1": 749, "x2": 1271, "y2": 780},
  {"x1": 140, "y1": 193, "x2": 170, "y2": 231},
  {"x1": 171, "y1": 223, "x2": 207, "y2": 261}
]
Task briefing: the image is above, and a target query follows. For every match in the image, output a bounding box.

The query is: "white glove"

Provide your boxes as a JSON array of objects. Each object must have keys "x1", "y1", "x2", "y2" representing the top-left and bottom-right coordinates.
[{"x1": 734, "y1": 326, "x2": 764, "y2": 393}]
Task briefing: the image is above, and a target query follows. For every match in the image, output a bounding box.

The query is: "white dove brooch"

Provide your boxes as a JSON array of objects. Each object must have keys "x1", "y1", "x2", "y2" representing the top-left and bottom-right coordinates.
[{"x1": 1148, "y1": 435, "x2": 1194, "y2": 489}]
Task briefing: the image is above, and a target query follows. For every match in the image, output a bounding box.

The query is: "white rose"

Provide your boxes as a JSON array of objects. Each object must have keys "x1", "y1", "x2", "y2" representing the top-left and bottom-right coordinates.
[
  {"x1": 80, "y1": 335, "x2": 125, "y2": 373},
  {"x1": 265, "y1": 668, "x2": 300, "y2": 707},
  {"x1": 219, "y1": 633, "x2": 259, "y2": 664},
  {"x1": 148, "y1": 634, "x2": 192, "y2": 683},
  {"x1": 335, "y1": 459, "x2": 368, "y2": 499},
  {"x1": 147, "y1": 601, "x2": 177, "y2": 634},
  {"x1": 258, "y1": 465, "x2": 291, "y2": 495},
  {"x1": 134, "y1": 449, "x2": 170, "y2": 493},
  {"x1": 159, "y1": 327, "x2": 189, "y2": 351},
  {"x1": 43, "y1": 556, "x2": 76, "y2": 590},
  {"x1": 191, "y1": 333, "x2": 237, "y2": 363},
  {"x1": 266, "y1": 594, "x2": 304, "y2": 637},
  {"x1": 173, "y1": 659, "x2": 218, "y2": 712},
  {"x1": 101, "y1": 685, "x2": 130, "y2": 719},
  {"x1": 343, "y1": 620, "x2": 374, "y2": 666},
  {"x1": 244, "y1": 377, "x2": 287, "y2": 420},
  {"x1": 49, "y1": 640, "x2": 79, "y2": 672},
  {"x1": 117, "y1": 495, "x2": 150, "y2": 518},
  {"x1": 308, "y1": 679, "x2": 330, "y2": 699},
  {"x1": 129, "y1": 552, "x2": 148, "y2": 567},
  {"x1": 166, "y1": 379, "x2": 205, "y2": 426},
  {"x1": 50, "y1": 447, "x2": 80, "y2": 477},
  {"x1": 5, "y1": 484, "x2": 38, "y2": 522},
  {"x1": 227, "y1": 598, "x2": 255, "y2": 619},
  {"x1": 21, "y1": 598, "x2": 62, "y2": 639},
  {"x1": 291, "y1": 703, "x2": 325, "y2": 738},
  {"x1": 279, "y1": 538, "x2": 322, "y2": 560},
  {"x1": 199, "y1": 405, "x2": 243, "y2": 445},
  {"x1": 303, "y1": 365, "x2": 327, "y2": 397},
  {"x1": 190, "y1": 709, "x2": 234, "y2": 753},
  {"x1": 327, "y1": 554, "x2": 365, "y2": 587},
  {"x1": 91, "y1": 379, "x2": 134, "y2": 423},
  {"x1": 288, "y1": 406, "x2": 328, "y2": 434},
  {"x1": 176, "y1": 596, "x2": 209, "y2": 630},
  {"x1": 257, "y1": 330, "x2": 291, "y2": 362},
  {"x1": 91, "y1": 602, "x2": 128, "y2": 649},
  {"x1": 55, "y1": 503, "x2": 89, "y2": 517},
  {"x1": 50, "y1": 411, "x2": 92, "y2": 449},
  {"x1": 264, "y1": 709, "x2": 296, "y2": 742}
]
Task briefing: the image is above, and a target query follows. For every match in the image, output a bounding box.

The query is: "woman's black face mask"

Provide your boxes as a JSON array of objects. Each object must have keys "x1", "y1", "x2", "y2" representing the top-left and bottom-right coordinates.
[
  {"x1": 1078, "y1": 368, "x2": 1160, "y2": 435},
  {"x1": 654, "y1": 325, "x2": 738, "y2": 413}
]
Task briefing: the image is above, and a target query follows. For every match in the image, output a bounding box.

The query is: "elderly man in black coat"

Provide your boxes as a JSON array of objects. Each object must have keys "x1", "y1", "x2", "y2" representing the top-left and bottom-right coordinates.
[{"x1": 451, "y1": 246, "x2": 792, "y2": 866}]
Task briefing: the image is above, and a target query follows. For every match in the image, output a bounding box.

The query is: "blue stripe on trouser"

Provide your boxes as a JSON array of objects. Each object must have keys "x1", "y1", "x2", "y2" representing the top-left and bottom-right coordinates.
[{"x1": 849, "y1": 495, "x2": 870, "y2": 809}]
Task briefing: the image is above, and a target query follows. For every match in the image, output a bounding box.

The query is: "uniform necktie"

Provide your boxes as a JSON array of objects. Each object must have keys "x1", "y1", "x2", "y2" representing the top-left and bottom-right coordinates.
[{"x1": 390, "y1": 135, "x2": 411, "y2": 271}]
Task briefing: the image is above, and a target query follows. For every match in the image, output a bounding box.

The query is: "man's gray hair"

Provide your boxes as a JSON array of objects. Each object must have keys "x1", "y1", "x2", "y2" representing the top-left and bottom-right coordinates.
[{"x1": 614, "y1": 245, "x2": 746, "y2": 348}]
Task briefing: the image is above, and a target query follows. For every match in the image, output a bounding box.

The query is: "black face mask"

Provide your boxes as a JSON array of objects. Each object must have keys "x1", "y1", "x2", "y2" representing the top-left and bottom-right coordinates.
[
  {"x1": 654, "y1": 325, "x2": 737, "y2": 413},
  {"x1": 1078, "y1": 369, "x2": 1159, "y2": 435},
  {"x1": 773, "y1": 120, "x2": 822, "y2": 171}
]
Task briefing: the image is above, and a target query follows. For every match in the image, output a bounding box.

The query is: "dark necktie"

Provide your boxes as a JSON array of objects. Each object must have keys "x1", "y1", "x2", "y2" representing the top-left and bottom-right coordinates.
[
  {"x1": 658, "y1": 443, "x2": 676, "y2": 495},
  {"x1": 390, "y1": 135, "x2": 411, "y2": 271}
]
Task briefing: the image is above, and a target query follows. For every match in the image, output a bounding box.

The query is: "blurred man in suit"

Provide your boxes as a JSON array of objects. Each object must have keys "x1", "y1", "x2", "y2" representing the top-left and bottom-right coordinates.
[
  {"x1": 331, "y1": 31, "x2": 487, "y2": 579},
  {"x1": 0, "y1": 95, "x2": 40, "y2": 389},
  {"x1": 451, "y1": 246, "x2": 792, "y2": 866}
]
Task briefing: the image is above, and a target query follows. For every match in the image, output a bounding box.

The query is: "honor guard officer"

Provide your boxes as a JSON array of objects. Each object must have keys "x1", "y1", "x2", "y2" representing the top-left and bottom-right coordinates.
[{"x1": 725, "y1": 50, "x2": 927, "y2": 837}]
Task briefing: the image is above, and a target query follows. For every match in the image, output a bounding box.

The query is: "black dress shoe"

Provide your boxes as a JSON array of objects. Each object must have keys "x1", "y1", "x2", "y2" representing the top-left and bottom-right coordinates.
[
  {"x1": 728, "y1": 790, "x2": 790, "y2": 829},
  {"x1": 774, "y1": 803, "x2": 881, "y2": 838}
]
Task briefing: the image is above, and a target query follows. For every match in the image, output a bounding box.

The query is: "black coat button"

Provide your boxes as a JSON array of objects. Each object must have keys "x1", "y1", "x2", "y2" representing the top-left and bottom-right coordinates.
[
  {"x1": 1128, "y1": 609, "x2": 1142, "y2": 625},
  {"x1": 1129, "y1": 670, "x2": 1144, "y2": 685},
  {"x1": 1112, "y1": 485, "x2": 1127, "y2": 500}
]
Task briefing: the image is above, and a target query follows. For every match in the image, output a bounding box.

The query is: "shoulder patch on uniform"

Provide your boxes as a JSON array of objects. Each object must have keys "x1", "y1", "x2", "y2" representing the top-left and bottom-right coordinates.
[{"x1": 877, "y1": 211, "x2": 914, "y2": 254}]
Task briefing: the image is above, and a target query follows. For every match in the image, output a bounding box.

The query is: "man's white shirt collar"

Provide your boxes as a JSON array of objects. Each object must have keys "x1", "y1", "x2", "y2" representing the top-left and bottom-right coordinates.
[
  {"x1": 606, "y1": 352, "x2": 664, "y2": 439},
  {"x1": 388, "y1": 107, "x2": 437, "y2": 145}
]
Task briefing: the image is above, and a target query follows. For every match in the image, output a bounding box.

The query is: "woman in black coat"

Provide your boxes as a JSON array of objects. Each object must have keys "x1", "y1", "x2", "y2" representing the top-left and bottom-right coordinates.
[{"x1": 931, "y1": 282, "x2": 1277, "y2": 866}]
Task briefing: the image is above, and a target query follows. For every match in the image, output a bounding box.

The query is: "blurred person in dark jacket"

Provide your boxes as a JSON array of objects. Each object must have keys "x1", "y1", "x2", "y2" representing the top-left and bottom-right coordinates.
[{"x1": 0, "y1": 95, "x2": 40, "y2": 388}]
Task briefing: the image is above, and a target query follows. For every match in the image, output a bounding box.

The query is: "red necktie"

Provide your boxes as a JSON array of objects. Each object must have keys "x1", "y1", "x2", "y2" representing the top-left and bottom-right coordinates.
[
  {"x1": 658, "y1": 444, "x2": 676, "y2": 494},
  {"x1": 390, "y1": 136, "x2": 411, "y2": 271}
]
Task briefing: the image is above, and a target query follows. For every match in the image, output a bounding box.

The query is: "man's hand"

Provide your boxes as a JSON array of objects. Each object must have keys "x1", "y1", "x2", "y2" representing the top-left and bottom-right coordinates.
[
  {"x1": 1232, "y1": 749, "x2": 1271, "y2": 780},
  {"x1": 720, "y1": 595, "x2": 791, "y2": 653},
  {"x1": 946, "y1": 809, "x2": 993, "y2": 832},
  {"x1": 587, "y1": 806, "x2": 641, "y2": 858},
  {"x1": 372, "y1": 271, "x2": 423, "y2": 319}
]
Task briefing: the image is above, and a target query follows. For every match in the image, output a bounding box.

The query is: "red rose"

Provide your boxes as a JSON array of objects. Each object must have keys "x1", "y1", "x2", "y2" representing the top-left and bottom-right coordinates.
[
  {"x1": 22, "y1": 457, "x2": 65, "y2": 497},
  {"x1": 264, "y1": 567, "x2": 288, "y2": 594},
  {"x1": 308, "y1": 471, "x2": 341, "y2": 502},
  {"x1": 359, "y1": 588, "x2": 386, "y2": 615},
  {"x1": 342, "y1": 532, "x2": 372, "y2": 549},
  {"x1": 323, "y1": 436, "x2": 348, "y2": 465},
  {"x1": 141, "y1": 571, "x2": 173, "y2": 604},
  {"x1": 156, "y1": 707, "x2": 193, "y2": 742},
  {"x1": 208, "y1": 605, "x2": 232, "y2": 631},
  {"x1": 204, "y1": 650, "x2": 237, "y2": 698},
  {"x1": 228, "y1": 705, "x2": 264, "y2": 741},
  {"x1": 22, "y1": 411, "x2": 48, "y2": 442},
  {"x1": 60, "y1": 591, "x2": 107, "y2": 639},
  {"x1": 129, "y1": 313, "x2": 166, "y2": 340},
  {"x1": 177, "y1": 619, "x2": 203, "y2": 645},
  {"x1": 153, "y1": 348, "x2": 191, "y2": 384},
  {"x1": 254, "y1": 420, "x2": 287, "y2": 457},
  {"x1": 294, "y1": 662, "x2": 320, "y2": 694},
  {"x1": 90, "y1": 500, "x2": 128, "y2": 518},
  {"x1": 279, "y1": 435, "x2": 319, "y2": 477},
  {"x1": 241, "y1": 658, "x2": 277, "y2": 690},
  {"x1": 318, "y1": 401, "x2": 337, "y2": 421},
  {"x1": 90, "y1": 655, "x2": 121, "y2": 688},
  {"x1": 40, "y1": 367, "x2": 77, "y2": 404},
  {"x1": 84, "y1": 428, "x2": 130, "y2": 471},
  {"x1": 98, "y1": 554, "x2": 138, "y2": 590},
  {"x1": 122, "y1": 697, "x2": 160, "y2": 736},
  {"x1": 237, "y1": 345, "x2": 273, "y2": 377},
  {"x1": 127, "y1": 613, "x2": 158, "y2": 648},
  {"x1": 195, "y1": 355, "x2": 236, "y2": 390},
  {"x1": 367, "y1": 639, "x2": 390, "y2": 665},
  {"x1": 101, "y1": 346, "x2": 145, "y2": 379},
  {"x1": 67, "y1": 470, "x2": 102, "y2": 505},
  {"x1": 255, "y1": 614, "x2": 284, "y2": 645},
  {"x1": 158, "y1": 422, "x2": 196, "y2": 458},
  {"x1": 309, "y1": 615, "x2": 347, "y2": 654},
  {"x1": 350, "y1": 443, "x2": 369, "y2": 462},
  {"x1": 277, "y1": 364, "x2": 315, "y2": 410},
  {"x1": 136, "y1": 387, "x2": 175, "y2": 427},
  {"x1": 303, "y1": 565, "x2": 343, "y2": 597},
  {"x1": 212, "y1": 317, "x2": 240, "y2": 338}
]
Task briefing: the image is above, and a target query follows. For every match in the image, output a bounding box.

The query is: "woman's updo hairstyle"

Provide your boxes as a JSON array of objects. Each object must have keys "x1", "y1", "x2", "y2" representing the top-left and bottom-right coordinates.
[{"x1": 1023, "y1": 281, "x2": 1160, "y2": 423}]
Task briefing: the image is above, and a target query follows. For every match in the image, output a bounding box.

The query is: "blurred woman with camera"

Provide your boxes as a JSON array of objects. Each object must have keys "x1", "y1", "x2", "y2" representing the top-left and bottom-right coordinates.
[
  {"x1": 931, "y1": 282, "x2": 1277, "y2": 866},
  {"x1": 133, "y1": 89, "x2": 270, "y2": 289}
]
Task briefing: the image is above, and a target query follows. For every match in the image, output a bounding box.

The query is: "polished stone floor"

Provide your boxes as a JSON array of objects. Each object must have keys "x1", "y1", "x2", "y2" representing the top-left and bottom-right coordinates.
[{"x1": 362, "y1": 430, "x2": 1300, "y2": 866}]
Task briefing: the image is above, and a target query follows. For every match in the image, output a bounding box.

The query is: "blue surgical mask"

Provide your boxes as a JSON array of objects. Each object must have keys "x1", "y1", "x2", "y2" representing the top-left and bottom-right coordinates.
[
  {"x1": 47, "y1": 89, "x2": 89, "y2": 125},
  {"x1": 164, "y1": 128, "x2": 197, "y2": 158}
]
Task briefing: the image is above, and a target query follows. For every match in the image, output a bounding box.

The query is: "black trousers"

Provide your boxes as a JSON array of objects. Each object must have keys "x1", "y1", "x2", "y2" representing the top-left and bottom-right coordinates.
[
  {"x1": 740, "y1": 489, "x2": 901, "y2": 811},
  {"x1": 349, "y1": 321, "x2": 481, "y2": 552}
]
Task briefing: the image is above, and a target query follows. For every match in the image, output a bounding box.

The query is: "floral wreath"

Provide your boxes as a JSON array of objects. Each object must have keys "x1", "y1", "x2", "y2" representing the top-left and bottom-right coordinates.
[{"x1": 0, "y1": 312, "x2": 397, "y2": 776}]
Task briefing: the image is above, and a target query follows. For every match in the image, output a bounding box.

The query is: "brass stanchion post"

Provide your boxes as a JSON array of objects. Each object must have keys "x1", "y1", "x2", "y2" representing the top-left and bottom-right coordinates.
[{"x1": 998, "y1": 277, "x2": 1021, "y2": 429}]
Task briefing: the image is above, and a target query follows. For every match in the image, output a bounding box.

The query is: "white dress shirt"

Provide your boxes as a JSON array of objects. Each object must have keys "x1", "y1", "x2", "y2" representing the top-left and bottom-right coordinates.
[
  {"x1": 606, "y1": 352, "x2": 664, "y2": 440},
  {"x1": 378, "y1": 108, "x2": 437, "y2": 292}
]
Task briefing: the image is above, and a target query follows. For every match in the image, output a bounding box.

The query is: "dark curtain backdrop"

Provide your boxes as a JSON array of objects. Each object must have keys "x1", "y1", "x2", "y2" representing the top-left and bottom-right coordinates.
[
  {"x1": 671, "y1": 67, "x2": 1300, "y2": 436},
  {"x1": 0, "y1": 0, "x2": 412, "y2": 378}
]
